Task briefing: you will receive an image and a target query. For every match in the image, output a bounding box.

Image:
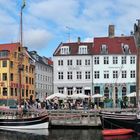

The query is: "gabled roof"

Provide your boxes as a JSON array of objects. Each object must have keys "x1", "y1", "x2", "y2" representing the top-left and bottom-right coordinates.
[
  {"x1": 93, "y1": 36, "x2": 137, "y2": 55},
  {"x1": 53, "y1": 42, "x2": 93, "y2": 56},
  {"x1": 0, "y1": 42, "x2": 20, "y2": 52}
]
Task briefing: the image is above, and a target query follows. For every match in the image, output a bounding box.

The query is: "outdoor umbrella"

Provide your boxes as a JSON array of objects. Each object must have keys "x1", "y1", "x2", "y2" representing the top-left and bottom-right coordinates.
[
  {"x1": 68, "y1": 94, "x2": 89, "y2": 99},
  {"x1": 126, "y1": 92, "x2": 136, "y2": 97},
  {"x1": 91, "y1": 94, "x2": 103, "y2": 98},
  {"x1": 46, "y1": 93, "x2": 67, "y2": 100}
]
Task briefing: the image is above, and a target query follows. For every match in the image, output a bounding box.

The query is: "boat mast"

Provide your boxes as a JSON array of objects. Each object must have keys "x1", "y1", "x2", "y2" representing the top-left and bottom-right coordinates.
[{"x1": 18, "y1": 0, "x2": 25, "y2": 108}]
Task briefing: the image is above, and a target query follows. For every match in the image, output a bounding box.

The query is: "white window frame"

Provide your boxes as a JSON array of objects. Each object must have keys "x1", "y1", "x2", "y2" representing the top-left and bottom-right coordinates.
[
  {"x1": 104, "y1": 56, "x2": 109, "y2": 64},
  {"x1": 76, "y1": 71, "x2": 82, "y2": 79}
]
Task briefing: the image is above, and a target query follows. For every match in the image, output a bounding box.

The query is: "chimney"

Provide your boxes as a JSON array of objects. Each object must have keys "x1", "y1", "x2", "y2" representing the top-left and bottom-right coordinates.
[
  {"x1": 78, "y1": 37, "x2": 81, "y2": 44},
  {"x1": 108, "y1": 25, "x2": 115, "y2": 37}
]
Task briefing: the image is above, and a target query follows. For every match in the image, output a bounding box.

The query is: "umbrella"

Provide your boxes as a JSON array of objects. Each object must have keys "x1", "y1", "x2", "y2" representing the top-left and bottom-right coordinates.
[
  {"x1": 91, "y1": 94, "x2": 103, "y2": 98},
  {"x1": 46, "y1": 93, "x2": 67, "y2": 100},
  {"x1": 68, "y1": 94, "x2": 89, "y2": 99},
  {"x1": 126, "y1": 92, "x2": 136, "y2": 97}
]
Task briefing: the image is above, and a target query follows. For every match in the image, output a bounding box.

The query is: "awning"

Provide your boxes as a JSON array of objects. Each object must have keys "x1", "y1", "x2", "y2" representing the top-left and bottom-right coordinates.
[{"x1": 84, "y1": 87, "x2": 91, "y2": 90}]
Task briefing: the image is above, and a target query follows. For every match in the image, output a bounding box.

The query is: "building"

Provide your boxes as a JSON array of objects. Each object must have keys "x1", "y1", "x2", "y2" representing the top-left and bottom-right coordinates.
[
  {"x1": 53, "y1": 26, "x2": 137, "y2": 104},
  {"x1": 0, "y1": 42, "x2": 35, "y2": 105},
  {"x1": 53, "y1": 38, "x2": 93, "y2": 96},
  {"x1": 29, "y1": 51, "x2": 53, "y2": 101}
]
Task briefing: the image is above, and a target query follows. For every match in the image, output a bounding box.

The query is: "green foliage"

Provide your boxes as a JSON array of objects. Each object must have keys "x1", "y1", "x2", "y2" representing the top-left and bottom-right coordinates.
[{"x1": 104, "y1": 98, "x2": 113, "y2": 103}]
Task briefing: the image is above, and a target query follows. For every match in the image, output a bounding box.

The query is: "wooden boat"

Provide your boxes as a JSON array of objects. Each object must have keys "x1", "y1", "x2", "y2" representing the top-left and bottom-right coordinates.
[
  {"x1": 102, "y1": 128, "x2": 134, "y2": 136},
  {"x1": 0, "y1": 107, "x2": 49, "y2": 131},
  {"x1": 99, "y1": 111, "x2": 140, "y2": 133}
]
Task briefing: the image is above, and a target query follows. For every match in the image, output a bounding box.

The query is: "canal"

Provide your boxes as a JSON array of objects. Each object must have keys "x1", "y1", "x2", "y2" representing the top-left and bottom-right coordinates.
[{"x1": 0, "y1": 129, "x2": 139, "y2": 140}]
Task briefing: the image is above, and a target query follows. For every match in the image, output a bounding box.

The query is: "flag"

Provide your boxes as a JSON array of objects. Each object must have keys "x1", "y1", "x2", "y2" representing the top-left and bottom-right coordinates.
[{"x1": 21, "y1": 0, "x2": 26, "y2": 9}]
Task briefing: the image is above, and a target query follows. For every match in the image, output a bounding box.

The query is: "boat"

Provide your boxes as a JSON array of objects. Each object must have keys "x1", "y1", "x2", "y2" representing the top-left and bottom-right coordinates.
[
  {"x1": 102, "y1": 128, "x2": 134, "y2": 136},
  {"x1": 0, "y1": 107, "x2": 49, "y2": 131},
  {"x1": 99, "y1": 110, "x2": 140, "y2": 133}
]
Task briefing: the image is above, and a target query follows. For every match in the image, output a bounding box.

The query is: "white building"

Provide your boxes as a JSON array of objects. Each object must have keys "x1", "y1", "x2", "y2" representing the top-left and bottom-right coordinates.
[
  {"x1": 29, "y1": 51, "x2": 53, "y2": 101},
  {"x1": 53, "y1": 26, "x2": 137, "y2": 103}
]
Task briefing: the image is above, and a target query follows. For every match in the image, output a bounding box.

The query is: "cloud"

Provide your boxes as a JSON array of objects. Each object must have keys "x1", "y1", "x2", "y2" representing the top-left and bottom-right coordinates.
[
  {"x1": 24, "y1": 28, "x2": 52, "y2": 51},
  {"x1": 0, "y1": 0, "x2": 140, "y2": 56}
]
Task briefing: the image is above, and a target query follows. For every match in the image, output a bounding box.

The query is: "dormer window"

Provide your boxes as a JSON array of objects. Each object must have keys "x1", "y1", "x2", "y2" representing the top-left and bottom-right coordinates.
[
  {"x1": 101, "y1": 44, "x2": 108, "y2": 54},
  {"x1": 122, "y1": 44, "x2": 130, "y2": 54},
  {"x1": 0, "y1": 50, "x2": 9, "y2": 58},
  {"x1": 79, "y1": 45, "x2": 87, "y2": 54},
  {"x1": 61, "y1": 46, "x2": 69, "y2": 55}
]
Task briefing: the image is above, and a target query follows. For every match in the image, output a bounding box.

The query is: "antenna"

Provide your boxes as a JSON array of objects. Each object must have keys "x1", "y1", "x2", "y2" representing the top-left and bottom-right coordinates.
[{"x1": 66, "y1": 26, "x2": 72, "y2": 42}]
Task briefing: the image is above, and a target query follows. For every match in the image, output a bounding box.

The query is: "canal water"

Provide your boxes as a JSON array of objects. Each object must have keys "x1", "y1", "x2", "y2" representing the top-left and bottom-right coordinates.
[{"x1": 0, "y1": 129, "x2": 139, "y2": 140}]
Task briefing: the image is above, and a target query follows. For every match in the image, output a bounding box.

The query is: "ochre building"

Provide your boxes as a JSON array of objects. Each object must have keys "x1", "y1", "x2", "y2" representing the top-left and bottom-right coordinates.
[{"x1": 0, "y1": 42, "x2": 35, "y2": 105}]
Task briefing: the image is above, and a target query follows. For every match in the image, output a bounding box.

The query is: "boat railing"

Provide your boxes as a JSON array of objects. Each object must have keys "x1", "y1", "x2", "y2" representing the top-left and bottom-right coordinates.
[{"x1": 0, "y1": 108, "x2": 47, "y2": 119}]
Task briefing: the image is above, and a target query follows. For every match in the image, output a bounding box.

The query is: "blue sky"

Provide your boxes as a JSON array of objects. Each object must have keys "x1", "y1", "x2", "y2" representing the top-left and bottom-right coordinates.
[{"x1": 0, "y1": 0, "x2": 139, "y2": 57}]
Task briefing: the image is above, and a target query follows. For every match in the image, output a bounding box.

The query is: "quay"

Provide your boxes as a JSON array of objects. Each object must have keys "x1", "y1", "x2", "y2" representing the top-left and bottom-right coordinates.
[{"x1": 47, "y1": 108, "x2": 136, "y2": 128}]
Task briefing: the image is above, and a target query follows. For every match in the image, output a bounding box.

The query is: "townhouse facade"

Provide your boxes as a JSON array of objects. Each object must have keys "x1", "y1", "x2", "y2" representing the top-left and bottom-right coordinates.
[
  {"x1": 53, "y1": 26, "x2": 137, "y2": 103},
  {"x1": 0, "y1": 43, "x2": 35, "y2": 105},
  {"x1": 29, "y1": 51, "x2": 53, "y2": 101}
]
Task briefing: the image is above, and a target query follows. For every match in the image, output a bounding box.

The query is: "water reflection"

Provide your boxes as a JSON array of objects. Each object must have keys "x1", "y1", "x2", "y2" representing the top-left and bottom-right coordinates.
[
  {"x1": 48, "y1": 129, "x2": 102, "y2": 140},
  {"x1": 0, "y1": 129, "x2": 139, "y2": 140}
]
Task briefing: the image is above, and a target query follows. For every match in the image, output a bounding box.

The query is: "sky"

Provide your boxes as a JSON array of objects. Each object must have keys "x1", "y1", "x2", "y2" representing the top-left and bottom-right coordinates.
[{"x1": 0, "y1": 0, "x2": 139, "y2": 57}]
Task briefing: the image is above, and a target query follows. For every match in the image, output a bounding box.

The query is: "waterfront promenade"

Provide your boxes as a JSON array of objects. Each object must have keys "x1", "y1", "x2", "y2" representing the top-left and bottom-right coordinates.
[{"x1": 47, "y1": 108, "x2": 136, "y2": 128}]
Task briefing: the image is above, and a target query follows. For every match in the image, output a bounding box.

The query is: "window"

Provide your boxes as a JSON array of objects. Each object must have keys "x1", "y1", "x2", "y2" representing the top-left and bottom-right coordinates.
[
  {"x1": 101, "y1": 44, "x2": 108, "y2": 54},
  {"x1": 121, "y1": 56, "x2": 126, "y2": 64},
  {"x1": 2, "y1": 60, "x2": 7, "y2": 67},
  {"x1": 0, "y1": 50, "x2": 9, "y2": 58},
  {"x1": 26, "y1": 77, "x2": 28, "y2": 83},
  {"x1": 104, "y1": 57, "x2": 109, "y2": 64},
  {"x1": 26, "y1": 66, "x2": 28, "y2": 72},
  {"x1": 15, "y1": 88, "x2": 17, "y2": 96},
  {"x1": 67, "y1": 87, "x2": 73, "y2": 95},
  {"x1": 26, "y1": 89, "x2": 28, "y2": 97},
  {"x1": 61, "y1": 46, "x2": 69, "y2": 54},
  {"x1": 10, "y1": 73, "x2": 13, "y2": 81},
  {"x1": 94, "y1": 57, "x2": 99, "y2": 64},
  {"x1": 76, "y1": 87, "x2": 82, "y2": 94},
  {"x1": 58, "y1": 87, "x2": 64, "y2": 94},
  {"x1": 79, "y1": 45, "x2": 87, "y2": 54},
  {"x1": 76, "y1": 71, "x2": 82, "y2": 79},
  {"x1": 94, "y1": 71, "x2": 99, "y2": 79},
  {"x1": 67, "y1": 59, "x2": 72, "y2": 65},
  {"x1": 85, "y1": 59, "x2": 90, "y2": 65},
  {"x1": 10, "y1": 61, "x2": 14, "y2": 68},
  {"x1": 2, "y1": 73, "x2": 7, "y2": 81},
  {"x1": 113, "y1": 71, "x2": 118, "y2": 78},
  {"x1": 58, "y1": 60, "x2": 63, "y2": 66},
  {"x1": 58, "y1": 72, "x2": 63, "y2": 79},
  {"x1": 113, "y1": 56, "x2": 118, "y2": 64},
  {"x1": 76, "y1": 59, "x2": 82, "y2": 65},
  {"x1": 3, "y1": 87, "x2": 7, "y2": 96},
  {"x1": 67, "y1": 71, "x2": 73, "y2": 80},
  {"x1": 130, "y1": 56, "x2": 135, "y2": 64},
  {"x1": 122, "y1": 71, "x2": 127, "y2": 78},
  {"x1": 130, "y1": 70, "x2": 135, "y2": 78},
  {"x1": 85, "y1": 71, "x2": 90, "y2": 79},
  {"x1": 122, "y1": 44, "x2": 130, "y2": 54},
  {"x1": 104, "y1": 71, "x2": 109, "y2": 79},
  {"x1": 10, "y1": 88, "x2": 14, "y2": 96}
]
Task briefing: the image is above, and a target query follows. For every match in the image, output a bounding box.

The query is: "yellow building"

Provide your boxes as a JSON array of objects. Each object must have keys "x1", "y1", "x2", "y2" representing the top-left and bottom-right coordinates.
[{"x1": 0, "y1": 42, "x2": 35, "y2": 106}]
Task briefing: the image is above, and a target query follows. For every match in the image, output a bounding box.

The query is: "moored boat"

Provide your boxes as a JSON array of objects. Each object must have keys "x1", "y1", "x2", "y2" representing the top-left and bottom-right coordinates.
[
  {"x1": 0, "y1": 107, "x2": 49, "y2": 131},
  {"x1": 99, "y1": 111, "x2": 140, "y2": 133},
  {"x1": 102, "y1": 128, "x2": 134, "y2": 136}
]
